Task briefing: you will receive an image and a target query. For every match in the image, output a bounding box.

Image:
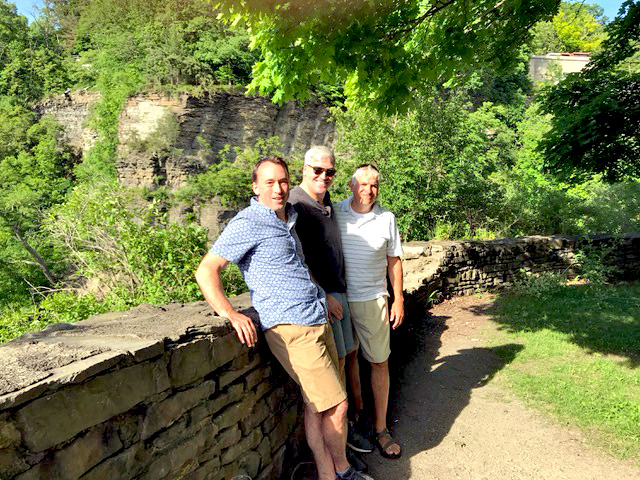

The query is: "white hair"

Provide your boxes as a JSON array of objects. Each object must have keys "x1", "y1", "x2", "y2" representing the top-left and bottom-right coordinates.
[
  {"x1": 351, "y1": 164, "x2": 380, "y2": 185},
  {"x1": 304, "y1": 145, "x2": 335, "y2": 165}
]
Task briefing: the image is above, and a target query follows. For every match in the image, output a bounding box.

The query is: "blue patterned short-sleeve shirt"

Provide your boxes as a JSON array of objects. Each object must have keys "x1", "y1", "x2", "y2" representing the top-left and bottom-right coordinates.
[{"x1": 210, "y1": 198, "x2": 327, "y2": 331}]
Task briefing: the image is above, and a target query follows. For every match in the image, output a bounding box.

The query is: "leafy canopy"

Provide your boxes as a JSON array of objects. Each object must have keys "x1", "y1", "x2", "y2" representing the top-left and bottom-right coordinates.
[
  {"x1": 540, "y1": 0, "x2": 640, "y2": 181},
  {"x1": 0, "y1": 0, "x2": 71, "y2": 101},
  {"x1": 529, "y1": 1, "x2": 606, "y2": 54},
  {"x1": 217, "y1": 0, "x2": 560, "y2": 112}
]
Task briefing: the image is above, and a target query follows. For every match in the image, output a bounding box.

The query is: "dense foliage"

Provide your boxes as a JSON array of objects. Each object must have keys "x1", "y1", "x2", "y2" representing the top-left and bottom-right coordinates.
[
  {"x1": 541, "y1": 0, "x2": 640, "y2": 181},
  {"x1": 45, "y1": 0, "x2": 258, "y2": 93},
  {"x1": 0, "y1": 1, "x2": 71, "y2": 101},
  {"x1": 331, "y1": 95, "x2": 640, "y2": 241},
  {"x1": 218, "y1": 0, "x2": 561, "y2": 112},
  {"x1": 1, "y1": 0, "x2": 639, "y2": 343},
  {"x1": 528, "y1": 1, "x2": 607, "y2": 54}
]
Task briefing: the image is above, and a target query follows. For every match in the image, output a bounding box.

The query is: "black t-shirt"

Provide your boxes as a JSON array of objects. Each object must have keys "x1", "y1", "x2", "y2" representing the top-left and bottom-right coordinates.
[{"x1": 289, "y1": 185, "x2": 347, "y2": 294}]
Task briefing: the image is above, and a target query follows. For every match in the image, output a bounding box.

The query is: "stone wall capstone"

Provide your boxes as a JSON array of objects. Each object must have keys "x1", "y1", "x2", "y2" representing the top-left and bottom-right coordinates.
[{"x1": 1, "y1": 234, "x2": 638, "y2": 479}]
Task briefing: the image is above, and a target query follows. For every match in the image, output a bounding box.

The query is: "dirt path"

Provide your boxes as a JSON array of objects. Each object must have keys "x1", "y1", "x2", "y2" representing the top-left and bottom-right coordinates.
[{"x1": 360, "y1": 295, "x2": 640, "y2": 480}]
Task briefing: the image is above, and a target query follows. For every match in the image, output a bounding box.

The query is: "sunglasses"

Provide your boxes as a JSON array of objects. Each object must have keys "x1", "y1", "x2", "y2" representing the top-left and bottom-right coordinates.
[{"x1": 307, "y1": 165, "x2": 336, "y2": 177}]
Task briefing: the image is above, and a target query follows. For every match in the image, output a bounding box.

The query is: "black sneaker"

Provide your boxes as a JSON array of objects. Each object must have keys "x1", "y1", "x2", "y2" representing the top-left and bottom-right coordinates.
[
  {"x1": 347, "y1": 447, "x2": 368, "y2": 473},
  {"x1": 347, "y1": 421, "x2": 375, "y2": 453},
  {"x1": 336, "y1": 466, "x2": 375, "y2": 480}
]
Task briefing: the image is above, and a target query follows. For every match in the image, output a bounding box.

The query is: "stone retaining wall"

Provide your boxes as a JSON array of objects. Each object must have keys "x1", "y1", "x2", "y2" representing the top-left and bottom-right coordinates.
[
  {"x1": 402, "y1": 234, "x2": 640, "y2": 310},
  {"x1": 1, "y1": 234, "x2": 638, "y2": 479},
  {"x1": 0, "y1": 299, "x2": 304, "y2": 480}
]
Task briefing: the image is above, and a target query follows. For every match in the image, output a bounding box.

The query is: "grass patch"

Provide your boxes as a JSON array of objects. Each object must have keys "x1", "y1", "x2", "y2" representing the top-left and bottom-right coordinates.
[{"x1": 487, "y1": 281, "x2": 640, "y2": 462}]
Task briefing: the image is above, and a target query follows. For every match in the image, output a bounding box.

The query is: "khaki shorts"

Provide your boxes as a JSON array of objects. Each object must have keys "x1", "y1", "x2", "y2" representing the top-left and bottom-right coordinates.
[
  {"x1": 264, "y1": 323, "x2": 347, "y2": 413},
  {"x1": 349, "y1": 296, "x2": 391, "y2": 364}
]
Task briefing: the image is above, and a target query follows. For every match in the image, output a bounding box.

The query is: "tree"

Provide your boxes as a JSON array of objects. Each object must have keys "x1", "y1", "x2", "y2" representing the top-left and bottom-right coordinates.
[
  {"x1": 529, "y1": 1, "x2": 607, "y2": 54},
  {"x1": 0, "y1": 101, "x2": 75, "y2": 285},
  {"x1": 217, "y1": 0, "x2": 561, "y2": 112},
  {"x1": 0, "y1": 0, "x2": 71, "y2": 101},
  {"x1": 540, "y1": 0, "x2": 640, "y2": 181}
]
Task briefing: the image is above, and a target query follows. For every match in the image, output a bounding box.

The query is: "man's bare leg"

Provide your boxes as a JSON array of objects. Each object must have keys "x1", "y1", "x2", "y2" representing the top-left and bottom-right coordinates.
[
  {"x1": 306, "y1": 400, "x2": 350, "y2": 479},
  {"x1": 370, "y1": 360, "x2": 400, "y2": 455},
  {"x1": 323, "y1": 399, "x2": 350, "y2": 473},
  {"x1": 345, "y1": 350, "x2": 364, "y2": 413},
  {"x1": 305, "y1": 406, "x2": 335, "y2": 480},
  {"x1": 370, "y1": 360, "x2": 389, "y2": 433}
]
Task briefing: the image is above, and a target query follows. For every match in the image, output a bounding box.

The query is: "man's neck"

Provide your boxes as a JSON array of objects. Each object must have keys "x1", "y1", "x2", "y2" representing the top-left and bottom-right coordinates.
[
  {"x1": 350, "y1": 198, "x2": 374, "y2": 214},
  {"x1": 299, "y1": 183, "x2": 324, "y2": 203},
  {"x1": 275, "y1": 208, "x2": 287, "y2": 222}
]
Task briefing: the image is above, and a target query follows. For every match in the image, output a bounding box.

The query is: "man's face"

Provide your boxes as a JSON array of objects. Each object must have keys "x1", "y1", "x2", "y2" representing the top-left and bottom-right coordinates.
[
  {"x1": 351, "y1": 173, "x2": 379, "y2": 208},
  {"x1": 301, "y1": 155, "x2": 335, "y2": 199},
  {"x1": 252, "y1": 161, "x2": 290, "y2": 213}
]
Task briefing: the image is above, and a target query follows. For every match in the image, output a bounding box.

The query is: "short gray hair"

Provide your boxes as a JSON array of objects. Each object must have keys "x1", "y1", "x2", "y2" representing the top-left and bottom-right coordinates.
[
  {"x1": 305, "y1": 145, "x2": 335, "y2": 165},
  {"x1": 351, "y1": 164, "x2": 380, "y2": 185}
]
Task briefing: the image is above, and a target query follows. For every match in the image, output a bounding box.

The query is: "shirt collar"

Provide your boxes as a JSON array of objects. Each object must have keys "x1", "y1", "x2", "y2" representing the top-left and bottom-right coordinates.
[{"x1": 250, "y1": 197, "x2": 297, "y2": 226}]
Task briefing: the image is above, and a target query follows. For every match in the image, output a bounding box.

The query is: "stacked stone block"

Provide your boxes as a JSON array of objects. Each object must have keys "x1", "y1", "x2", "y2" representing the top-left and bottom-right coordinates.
[
  {"x1": 0, "y1": 298, "x2": 304, "y2": 480},
  {"x1": 402, "y1": 234, "x2": 640, "y2": 305}
]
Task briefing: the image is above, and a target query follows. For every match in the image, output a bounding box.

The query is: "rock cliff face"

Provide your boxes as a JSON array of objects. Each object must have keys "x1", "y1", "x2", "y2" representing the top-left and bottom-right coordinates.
[
  {"x1": 38, "y1": 91, "x2": 335, "y2": 238},
  {"x1": 39, "y1": 91, "x2": 335, "y2": 189},
  {"x1": 35, "y1": 90, "x2": 101, "y2": 155}
]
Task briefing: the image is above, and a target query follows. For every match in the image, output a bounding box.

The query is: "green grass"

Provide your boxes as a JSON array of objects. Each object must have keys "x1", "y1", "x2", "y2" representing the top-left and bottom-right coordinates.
[{"x1": 487, "y1": 281, "x2": 640, "y2": 462}]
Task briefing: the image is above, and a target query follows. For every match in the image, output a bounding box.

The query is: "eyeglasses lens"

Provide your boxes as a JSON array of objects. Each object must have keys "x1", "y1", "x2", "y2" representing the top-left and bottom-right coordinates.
[{"x1": 311, "y1": 166, "x2": 336, "y2": 177}]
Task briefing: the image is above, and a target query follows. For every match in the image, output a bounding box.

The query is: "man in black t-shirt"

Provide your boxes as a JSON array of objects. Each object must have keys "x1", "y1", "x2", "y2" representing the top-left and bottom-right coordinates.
[{"x1": 290, "y1": 146, "x2": 374, "y2": 471}]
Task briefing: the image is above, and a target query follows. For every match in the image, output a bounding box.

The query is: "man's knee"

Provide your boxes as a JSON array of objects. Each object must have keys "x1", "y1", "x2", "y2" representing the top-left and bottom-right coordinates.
[
  {"x1": 324, "y1": 398, "x2": 348, "y2": 421},
  {"x1": 370, "y1": 359, "x2": 389, "y2": 371}
]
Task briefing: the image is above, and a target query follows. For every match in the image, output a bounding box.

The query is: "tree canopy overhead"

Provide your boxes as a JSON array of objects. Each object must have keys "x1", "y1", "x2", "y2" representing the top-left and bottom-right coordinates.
[
  {"x1": 217, "y1": 0, "x2": 561, "y2": 111},
  {"x1": 540, "y1": 0, "x2": 640, "y2": 181}
]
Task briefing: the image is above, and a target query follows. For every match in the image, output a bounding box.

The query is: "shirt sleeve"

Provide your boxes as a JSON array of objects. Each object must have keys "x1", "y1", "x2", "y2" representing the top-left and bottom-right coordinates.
[
  {"x1": 386, "y1": 213, "x2": 404, "y2": 257},
  {"x1": 209, "y1": 216, "x2": 257, "y2": 265}
]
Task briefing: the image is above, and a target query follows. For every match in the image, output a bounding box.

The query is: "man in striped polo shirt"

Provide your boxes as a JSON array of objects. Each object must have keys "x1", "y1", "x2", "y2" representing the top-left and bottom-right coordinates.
[{"x1": 335, "y1": 164, "x2": 404, "y2": 460}]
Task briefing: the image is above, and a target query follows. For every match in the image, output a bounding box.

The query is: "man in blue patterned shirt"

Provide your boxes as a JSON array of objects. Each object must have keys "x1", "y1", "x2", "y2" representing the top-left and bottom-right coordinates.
[{"x1": 195, "y1": 156, "x2": 373, "y2": 480}]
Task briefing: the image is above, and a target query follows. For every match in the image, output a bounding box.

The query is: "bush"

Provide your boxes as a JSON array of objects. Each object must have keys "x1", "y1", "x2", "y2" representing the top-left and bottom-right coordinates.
[
  {"x1": 46, "y1": 181, "x2": 246, "y2": 305},
  {"x1": 176, "y1": 136, "x2": 302, "y2": 208}
]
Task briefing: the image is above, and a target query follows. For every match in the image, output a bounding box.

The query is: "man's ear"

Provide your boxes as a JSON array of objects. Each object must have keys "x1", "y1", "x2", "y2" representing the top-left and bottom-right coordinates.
[{"x1": 252, "y1": 182, "x2": 259, "y2": 196}]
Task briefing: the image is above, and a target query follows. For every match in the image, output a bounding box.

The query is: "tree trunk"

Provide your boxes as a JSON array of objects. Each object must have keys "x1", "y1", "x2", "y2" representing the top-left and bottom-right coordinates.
[{"x1": 11, "y1": 225, "x2": 57, "y2": 286}]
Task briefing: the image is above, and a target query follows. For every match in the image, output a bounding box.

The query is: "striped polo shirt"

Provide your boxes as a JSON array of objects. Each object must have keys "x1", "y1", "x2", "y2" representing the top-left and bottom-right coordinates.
[{"x1": 334, "y1": 197, "x2": 403, "y2": 302}]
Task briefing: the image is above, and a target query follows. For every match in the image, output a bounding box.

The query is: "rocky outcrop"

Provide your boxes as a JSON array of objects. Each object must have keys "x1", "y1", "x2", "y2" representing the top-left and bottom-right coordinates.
[
  {"x1": 35, "y1": 90, "x2": 101, "y2": 155},
  {"x1": 37, "y1": 92, "x2": 335, "y2": 190},
  {"x1": 117, "y1": 93, "x2": 334, "y2": 188}
]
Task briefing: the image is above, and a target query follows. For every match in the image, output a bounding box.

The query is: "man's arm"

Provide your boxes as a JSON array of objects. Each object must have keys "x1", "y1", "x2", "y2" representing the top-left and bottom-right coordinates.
[
  {"x1": 387, "y1": 255, "x2": 404, "y2": 330},
  {"x1": 195, "y1": 253, "x2": 258, "y2": 347}
]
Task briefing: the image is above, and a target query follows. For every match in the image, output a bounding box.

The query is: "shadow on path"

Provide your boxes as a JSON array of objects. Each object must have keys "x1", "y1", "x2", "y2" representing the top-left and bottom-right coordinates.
[{"x1": 360, "y1": 309, "x2": 523, "y2": 480}]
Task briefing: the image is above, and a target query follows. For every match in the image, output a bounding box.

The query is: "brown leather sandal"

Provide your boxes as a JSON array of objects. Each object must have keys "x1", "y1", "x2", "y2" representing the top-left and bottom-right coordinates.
[{"x1": 375, "y1": 428, "x2": 402, "y2": 459}]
